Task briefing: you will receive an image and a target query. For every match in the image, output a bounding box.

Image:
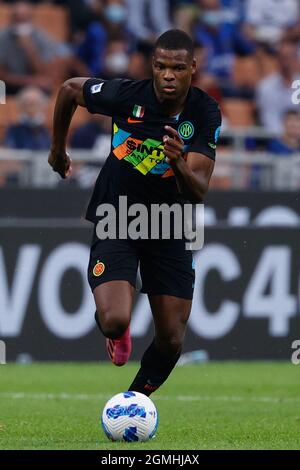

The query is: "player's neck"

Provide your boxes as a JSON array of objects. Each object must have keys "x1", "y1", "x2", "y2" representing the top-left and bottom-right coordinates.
[{"x1": 153, "y1": 84, "x2": 189, "y2": 117}]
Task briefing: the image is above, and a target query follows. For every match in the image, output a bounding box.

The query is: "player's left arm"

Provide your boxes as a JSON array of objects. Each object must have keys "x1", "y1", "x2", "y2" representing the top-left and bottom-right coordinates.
[
  {"x1": 163, "y1": 126, "x2": 215, "y2": 203},
  {"x1": 164, "y1": 99, "x2": 221, "y2": 202}
]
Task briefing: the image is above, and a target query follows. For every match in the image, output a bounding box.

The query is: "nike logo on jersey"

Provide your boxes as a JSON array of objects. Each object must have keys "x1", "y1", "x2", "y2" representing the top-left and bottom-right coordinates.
[{"x1": 127, "y1": 117, "x2": 144, "y2": 124}]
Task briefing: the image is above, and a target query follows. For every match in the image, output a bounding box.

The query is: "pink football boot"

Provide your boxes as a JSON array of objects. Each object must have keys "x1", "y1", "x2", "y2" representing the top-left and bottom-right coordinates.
[{"x1": 106, "y1": 326, "x2": 132, "y2": 366}]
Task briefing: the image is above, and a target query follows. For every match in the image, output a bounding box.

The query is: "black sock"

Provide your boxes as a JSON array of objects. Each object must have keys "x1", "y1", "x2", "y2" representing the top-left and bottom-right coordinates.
[{"x1": 128, "y1": 340, "x2": 181, "y2": 396}]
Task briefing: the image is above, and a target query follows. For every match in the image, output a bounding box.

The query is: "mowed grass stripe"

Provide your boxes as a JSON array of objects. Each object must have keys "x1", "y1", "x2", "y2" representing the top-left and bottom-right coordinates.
[{"x1": 0, "y1": 362, "x2": 299, "y2": 450}]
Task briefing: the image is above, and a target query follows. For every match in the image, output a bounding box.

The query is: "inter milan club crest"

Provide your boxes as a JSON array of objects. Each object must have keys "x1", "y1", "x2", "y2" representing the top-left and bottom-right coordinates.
[
  {"x1": 178, "y1": 121, "x2": 194, "y2": 140},
  {"x1": 132, "y1": 104, "x2": 145, "y2": 118},
  {"x1": 93, "y1": 261, "x2": 105, "y2": 277}
]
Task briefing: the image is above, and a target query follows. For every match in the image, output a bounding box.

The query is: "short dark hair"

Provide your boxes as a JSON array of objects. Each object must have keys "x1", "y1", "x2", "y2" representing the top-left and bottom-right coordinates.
[{"x1": 154, "y1": 29, "x2": 194, "y2": 58}]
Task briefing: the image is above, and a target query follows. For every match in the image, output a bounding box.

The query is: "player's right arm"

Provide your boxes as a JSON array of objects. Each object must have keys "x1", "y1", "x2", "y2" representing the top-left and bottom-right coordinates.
[
  {"x1": 48, "y1": 77, "x2": 89, "y2": 179},
  {"x1": 49, "y1": 76, "x2": 128, "y2": 178}
]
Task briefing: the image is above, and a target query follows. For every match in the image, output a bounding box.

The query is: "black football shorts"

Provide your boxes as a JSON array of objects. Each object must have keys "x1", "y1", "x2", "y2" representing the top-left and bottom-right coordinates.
[{"x1": 87, "y1": 234, "x2": 195, "y2": 300}]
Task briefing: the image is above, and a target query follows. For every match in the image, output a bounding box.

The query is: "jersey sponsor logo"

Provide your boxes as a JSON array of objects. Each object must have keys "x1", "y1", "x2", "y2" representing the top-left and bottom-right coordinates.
[
  {"x1": 112, "y1": 124, "x2": 175, "y2": 177},
  {"x1": 178, "y1": 121, "x2": 194, "y2": 139},
  {"x1": 93, "y1": 260, "x2": 105, "y2": 276},
  {"x1": 114, "y1": 137, "x2": 143, "y2": 160},
  {"x1": 124, "y1": 138, "x2": 165, "y2": 175},
  {"x1": 132, "y1": 104, "x2": 145, "y2": 118},
  {"x1": 127, "y1": 117, "x2": 144, "y2": 124},
  {"x1": 91, "y1": 82, "x2": 104, "y2": 94}
]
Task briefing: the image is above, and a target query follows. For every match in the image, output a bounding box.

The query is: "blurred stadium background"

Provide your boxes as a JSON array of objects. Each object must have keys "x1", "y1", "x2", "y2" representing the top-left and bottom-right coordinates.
[{"x1": 0, "y1": 0, "x2": 300, "y2": 364}]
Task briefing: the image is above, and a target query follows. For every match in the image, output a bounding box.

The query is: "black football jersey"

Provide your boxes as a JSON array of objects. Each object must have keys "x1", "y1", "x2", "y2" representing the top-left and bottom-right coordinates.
[{"x1": 83, "y1": 78, "x2": 221, "y2": 222}]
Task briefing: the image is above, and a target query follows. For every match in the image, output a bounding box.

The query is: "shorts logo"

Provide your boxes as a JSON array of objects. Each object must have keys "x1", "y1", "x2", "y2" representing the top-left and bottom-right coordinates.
[
  {"x1": 93, "y1": 260, "x2": 105, "y2": 277},
  {"x1": 178, "y1": 121, "x2": 194, "y2": 140}
]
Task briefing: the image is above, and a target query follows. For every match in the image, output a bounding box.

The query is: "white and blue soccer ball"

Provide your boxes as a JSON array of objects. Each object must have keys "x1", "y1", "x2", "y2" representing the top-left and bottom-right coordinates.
[{"x1": 101, "y1": 391, "x2": 159, "y2": 442}]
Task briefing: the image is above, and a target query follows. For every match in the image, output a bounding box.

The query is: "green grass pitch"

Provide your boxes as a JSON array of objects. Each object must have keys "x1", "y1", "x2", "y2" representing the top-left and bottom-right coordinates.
[{"x1": 0, "y1": 362, "x2": 299, "y2": 450}]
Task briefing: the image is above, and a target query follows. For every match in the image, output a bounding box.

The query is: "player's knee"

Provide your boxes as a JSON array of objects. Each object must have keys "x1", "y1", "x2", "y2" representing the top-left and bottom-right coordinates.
[
  {"x1": 100, "y1": 309, "x2": 130, "y2": 339},
  {"x1": 156, "y1": 333, "x2": 183, "y2": 357}
]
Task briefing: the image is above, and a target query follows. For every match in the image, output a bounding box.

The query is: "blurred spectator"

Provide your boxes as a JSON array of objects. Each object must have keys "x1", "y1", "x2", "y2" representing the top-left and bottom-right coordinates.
[
  {"x1": 172, "y1": 2, "x2": 199, "y2": 36},
  {"x1": 127, "y1": 41, "x2": 153, "y2": 80},
  {"x1": 220, "y1": 0, "x2": 243, "y2": 25},
  {"x1": 256, "y1": 40, "x2": 300, "y2": 133},
  {"x1": 125, "y1": 0, "x2": 172, "y2": 42},
  {"x1": 1, "y1": 1, "x2": 68, "y2": 3},
  {"x1": 4, "y1": 86, "x2": 51, "y2": 150},
  {"x1": 76, "y1": 20, "x2": 107, "y2": 76},
  {"x1": 70, "y1": 114, "x2": 111, "y2": 150},
  {"x1": 249, "y1": 109, "x2": 300, "y2": 188},
  {"x1": 267, "y1": 110, "x2": 300, "y2": 155},
  {"x1": 192, "y1": 41, "x2": 223, "y2": 102},
  {"x1": 104, "y1": 0, "x2": 127, "y2": 24},
  {"x1": 103, "y1": 0, "x2": 128, "y2": 38},
  {"x1": 0, "y1": 1, "x2": 63, "y2": 93},
  {"x1": 66, "y1": 0, "x2": 104, "y2": 38},
  {"x1": 244, "y1": 0, "x2": 299, "y2": 45},
  {"x1": 103, "y1": 37, "x2": 129, "y2": 78},
  {"x1": 0, "y1": 1, "x2": 57, "y2": 94},
  {"x1": 0, "y1": 0, "x2": 88, "y2": 95},
  {"x1": 194, "y1": 0, "x2": 255, "y2": 96},
  {"x1": 75, "y1": 0, "x2": 129, "y2": 76}
]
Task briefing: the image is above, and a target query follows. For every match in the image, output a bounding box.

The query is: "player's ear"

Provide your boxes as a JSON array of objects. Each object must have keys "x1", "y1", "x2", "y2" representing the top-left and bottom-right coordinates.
[{"x1": 191, "y1": 58, "x2": 196, "y2": 75}]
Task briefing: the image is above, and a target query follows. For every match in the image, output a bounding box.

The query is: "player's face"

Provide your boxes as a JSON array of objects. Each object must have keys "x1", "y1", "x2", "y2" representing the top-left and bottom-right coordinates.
[{"x1": 152, "y1": 48, "x2": 196, "y2": 103}]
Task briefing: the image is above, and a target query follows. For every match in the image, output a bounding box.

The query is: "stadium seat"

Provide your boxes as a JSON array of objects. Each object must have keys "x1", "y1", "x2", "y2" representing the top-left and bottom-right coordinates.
[
  {"x1": 33, "y1": 5, "x2": 69, "y2": 42},
  {"x1": 0, "y1": 4, "x2": 69, "y2": 42},
  {"x1": 223, "y1": 99, "x2": 255, "y2": 127},
  {"x1": 0, "y1": 4, "x2": 11, "y2": 30},
  {"x1": 232, "y1": 56, "x2": 260, "y2": 88}
]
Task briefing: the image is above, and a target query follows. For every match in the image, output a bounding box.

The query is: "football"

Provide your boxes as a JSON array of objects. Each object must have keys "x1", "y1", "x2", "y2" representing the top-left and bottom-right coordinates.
[{"x1": 101, "y1": 391, "x2": 159, "y2": 442}]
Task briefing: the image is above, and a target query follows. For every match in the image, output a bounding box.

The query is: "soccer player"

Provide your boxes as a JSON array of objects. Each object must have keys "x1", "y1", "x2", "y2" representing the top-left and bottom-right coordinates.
[{"x1": 48, "y1": 29, "x2": 221, "y2": 396}]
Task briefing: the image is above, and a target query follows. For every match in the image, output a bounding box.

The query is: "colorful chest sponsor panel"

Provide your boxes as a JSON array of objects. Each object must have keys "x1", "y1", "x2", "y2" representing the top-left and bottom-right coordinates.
[{"x1": 112, "y1": 121, "x2": 191, "y2": 177}]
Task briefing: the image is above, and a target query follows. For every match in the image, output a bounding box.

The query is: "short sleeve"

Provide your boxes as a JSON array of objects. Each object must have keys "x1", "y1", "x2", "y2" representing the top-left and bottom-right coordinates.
[
  {"x1": 188, "y1": 98, "x2": 222, "y2": 161},
  {"x1": 83, "y1": 78, "x2": 126, "y2": 116}
]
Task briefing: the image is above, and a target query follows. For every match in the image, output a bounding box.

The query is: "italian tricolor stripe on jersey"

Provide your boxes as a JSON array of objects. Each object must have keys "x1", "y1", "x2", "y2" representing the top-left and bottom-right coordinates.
[{"x1": 133, "y1": 104, "x2": 145, "y2": 118}]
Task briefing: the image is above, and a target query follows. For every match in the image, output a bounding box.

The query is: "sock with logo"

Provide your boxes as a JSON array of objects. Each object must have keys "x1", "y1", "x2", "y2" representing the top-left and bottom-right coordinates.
[{"x1": 128, "y1": 340, "x2": 181, "y2": 396}]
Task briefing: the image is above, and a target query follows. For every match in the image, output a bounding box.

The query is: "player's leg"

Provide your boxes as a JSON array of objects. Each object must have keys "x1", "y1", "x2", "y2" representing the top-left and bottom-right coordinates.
[
  {"x1": 128, "y1": 239, "x2": 195, "y2": 394},
  {"x1": 93, "y1": 281, "x2": 135, "y2": 366},
  {"x1": 88, "y1": 237, "x2": 138, "y2": 366},
  {"x1": 128, "y1": 294, "x2": 191, "y2": 395},
  {"x1": 93, "y1": 280, "x2": 135, "y2": 339}
]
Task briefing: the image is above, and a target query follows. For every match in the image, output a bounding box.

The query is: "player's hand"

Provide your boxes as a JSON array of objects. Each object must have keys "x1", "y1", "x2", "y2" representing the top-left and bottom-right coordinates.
[
  {"x1": 163, "y1": 126, "x2": 184, "y2": 164},
  {"x1": 48, "y1": 148, "x2": 72, "y2": 179}
]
